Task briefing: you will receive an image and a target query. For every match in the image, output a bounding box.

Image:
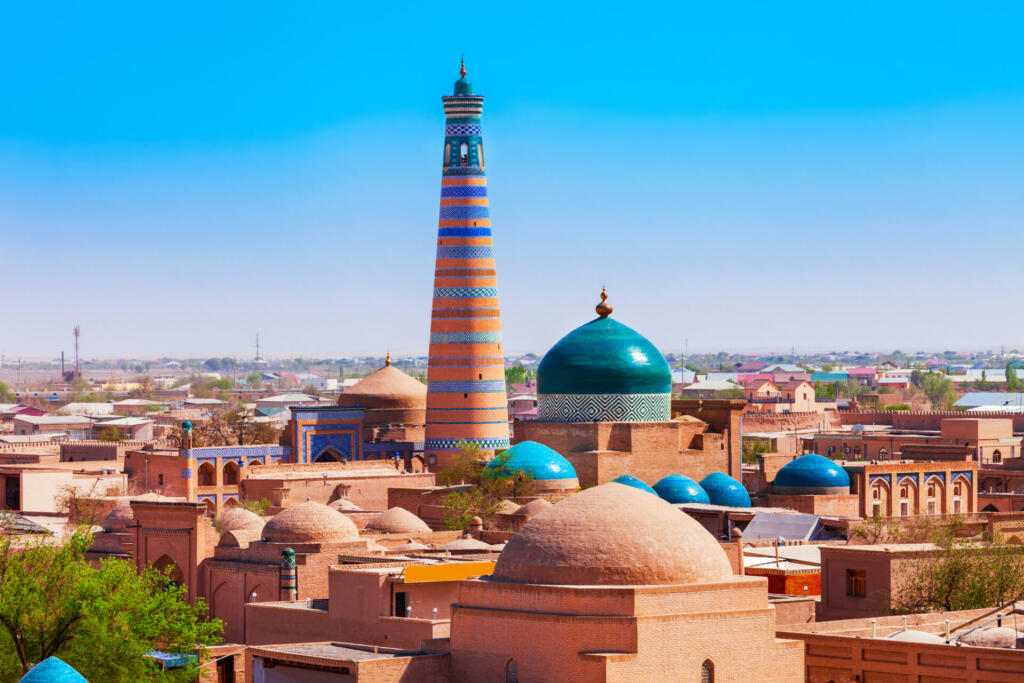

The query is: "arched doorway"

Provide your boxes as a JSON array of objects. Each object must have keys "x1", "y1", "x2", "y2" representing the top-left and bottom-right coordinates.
[
  {"x1": 152, "y1": 554, "x2": 185, "y2": 587},
  {"x1": 223, "y1": 460, "x2": 239, "y2": 486},
  {"x1": 314, "y1": 447, "x2": 346, "y2": 463},
  {"x1": 197, "y1": 462, "x2": 215, "y2": 487}
]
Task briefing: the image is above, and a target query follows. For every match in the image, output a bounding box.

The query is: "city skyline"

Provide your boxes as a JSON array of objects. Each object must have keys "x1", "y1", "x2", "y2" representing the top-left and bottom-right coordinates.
[{"x1": 3, "y1": 3, "x2": 1023, "y2": 357}]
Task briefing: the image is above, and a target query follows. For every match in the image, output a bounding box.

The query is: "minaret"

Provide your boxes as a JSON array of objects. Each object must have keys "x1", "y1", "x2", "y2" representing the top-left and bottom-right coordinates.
[{"x1": 425, "y1": 60, "x2": 510, "y2": 470}]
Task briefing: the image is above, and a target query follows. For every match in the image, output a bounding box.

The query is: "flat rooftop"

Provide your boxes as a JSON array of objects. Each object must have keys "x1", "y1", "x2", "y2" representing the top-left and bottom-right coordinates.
[{"x1": 251, "y1": 641, "x2": 429, "y2": 664}]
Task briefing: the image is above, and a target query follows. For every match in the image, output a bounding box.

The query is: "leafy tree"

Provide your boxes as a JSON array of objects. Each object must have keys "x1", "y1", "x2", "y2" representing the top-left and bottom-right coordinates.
[
  {"x1": 1006, "y1": 362, "x2": 1023, "y2": 392},
  {"x1": 440, "y1": 444, "x2": 537, "y2": 530},
  {"x1": 890, "y1": 525, "x2": 1024, "y2": 614},
  {"x1": 203, "y1": 358, "x2": 222, "y2": 372},
  {"x1": 0, "y1": 532, "x2": 222, "y2": 681},
  {"x1": 922, "y1": 372, "x2": 955, "y2": 409},
  {"x1": 245, "y1": 373, "x2": 264, "y2": 389},
  {"x1": 236, "y1": 498, "x2": 272, "y2": 516},
  {"x1": 96, "y1": 426, "x2": 123, "y2": 443},
  {"x1": 0, "y1": 381, "x2": 16, "y2": 403},
  {"x1": 910, "y1": 369, "x2": 925, "y2": 389},
  {"x1": 504, "y1": 364, "x2": 534, "y2": 386}
]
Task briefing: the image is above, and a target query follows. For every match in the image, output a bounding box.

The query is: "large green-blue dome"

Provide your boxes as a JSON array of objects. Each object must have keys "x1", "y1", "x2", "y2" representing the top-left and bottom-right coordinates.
[
  {"x1": 538, "y1": 317, "x2": 670, "y2": 395},
  {"x1": 484, "y1": 441, "x2": 577, "y2": 481},
  {"x1": 774, "y1": 453, "x2": 850, "y2": 494},
  {"x1": 537, "y1": 307, "x2": 672, "y2": 422}
]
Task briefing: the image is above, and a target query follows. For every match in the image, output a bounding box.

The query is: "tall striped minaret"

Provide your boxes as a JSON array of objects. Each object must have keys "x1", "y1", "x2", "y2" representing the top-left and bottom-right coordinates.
[{"x1": 425, "y1": 60, "x2": 509, "y2": 470}]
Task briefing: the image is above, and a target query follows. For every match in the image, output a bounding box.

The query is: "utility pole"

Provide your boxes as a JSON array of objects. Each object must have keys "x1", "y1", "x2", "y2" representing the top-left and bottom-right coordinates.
[
  {"x1": 255, "y1": 334, "x2": 261, "y2": 365},
  {"x1": 73, "y1": 324, "x2": 81, "y2": 377}
]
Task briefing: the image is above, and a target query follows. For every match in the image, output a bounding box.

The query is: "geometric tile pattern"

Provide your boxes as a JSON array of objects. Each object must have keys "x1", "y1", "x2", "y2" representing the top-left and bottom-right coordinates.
[
  {"x1": 436, "y1": 245, "x2": 493, "y2": 259},
  {"x1": 429, "y1": 331, "x2": 502, "y2": 344},
  {"x1": 433, "y1": 287, "x2": 499, "y2": 298},
  {"x1": 425, "y1": 437, "x2": 511, "y2": 451},
  {"x1": 426, "y1": 73, "x2": 509, "y2": 468},
  {"x1": 538, "y1": 393, "x2": 671, "y2": 423},
  {"x1": 428, "y1": 380, "x2": 507, "y2": 393},
  {"x1": 445, "y1": 123, "x2": 481, "y2": 136}
]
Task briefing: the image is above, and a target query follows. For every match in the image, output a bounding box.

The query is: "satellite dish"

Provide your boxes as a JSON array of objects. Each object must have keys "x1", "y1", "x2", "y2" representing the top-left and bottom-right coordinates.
[{"x1": 851, "y1": 424, "x2": 865, "y2": 435}]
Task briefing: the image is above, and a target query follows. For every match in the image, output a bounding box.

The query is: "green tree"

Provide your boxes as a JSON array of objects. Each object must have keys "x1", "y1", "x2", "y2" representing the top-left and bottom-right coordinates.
[
  {"x1": 890, "y1": 526, "x2": 1024, "y2": 614},
  {"x1": 0, "y1": 381, "x2": 15, "y2": 403},
  {"x1": 504, "y1": 364, "x2": 534, "y2": 386},
  {"x1": 922, "y1": 372, "x2": 955, "y2": 409},
  {"x1": 1006, "y1": 363, "x2": 1023, "y2": 392},
  {"x1": 0, "y1": 532, "x2": 222, "y2": 681},
  {"x1": 96, "y1": 426, "x2": 123, "y2": 443},
  {"x1": 439, "y1": 444, "x2": 537, "y2": 530}
]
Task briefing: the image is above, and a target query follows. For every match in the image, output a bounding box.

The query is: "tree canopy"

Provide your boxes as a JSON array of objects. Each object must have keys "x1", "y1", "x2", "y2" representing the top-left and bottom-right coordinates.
[
  {"x1": 922, "y1": 372, "x2": 955, "y2": 409},
  {"x1": 0, "y1": 532, "x2": 222, "y2": 681},
  {"x1": 439, "y1": 444, "x2": 536, "y2": 530}
]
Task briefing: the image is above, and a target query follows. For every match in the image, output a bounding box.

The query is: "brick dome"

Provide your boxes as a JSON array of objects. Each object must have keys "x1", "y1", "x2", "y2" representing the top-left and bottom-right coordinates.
[
  {"x1": 365, "y1": 507, "x2": 431, "y2": 534},
  {"x1": 217, "y1": 507, "x2": 264, "y2": 532},
  {"x1": 493, "y1": 483, "x2": 732, "y2": 586},
  {"x1": 514, "y1": 498, "x2": 552, "y2": 518},
  {"x1": 262, "y1": 501, "x2": 359, "y2": 544},
  {"x1": 328, "y1": 498, "x2": 362, "y2": 511},
  {"x1": 102, "y1": 500, "x2": 133, "y2": 531},
  {"x1": 337, "y1": 364, "x2": 426, "y2": 427}
]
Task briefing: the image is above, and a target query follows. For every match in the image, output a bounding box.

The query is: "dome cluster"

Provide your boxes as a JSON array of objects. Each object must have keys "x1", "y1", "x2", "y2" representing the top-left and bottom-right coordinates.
[
  {"x1": 613, "y1": 472, "x2": 750, "y2": 508},
  {"x1": 773, "y1": 454, "x2": 850, "y2": 494}
]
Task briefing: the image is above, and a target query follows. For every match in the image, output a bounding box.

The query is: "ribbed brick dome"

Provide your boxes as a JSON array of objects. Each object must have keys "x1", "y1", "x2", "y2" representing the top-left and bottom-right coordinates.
[
  {"x1": 365, "y1": 507, "x2": 431, "y2": 534},
  {"x1": 337, "y1": 365, "x2": 426, "y2": 410},
  {"x1": 493, "y1": 483, "x2": 732, "y2": 586},
  {"x1": 217, "y1": 506, "x2": 264, "y2": 532},
  {"x1": 102, "y1": 500, "x2": 133, "y2": 531},
  {"x1": 263, "y1": 501, "x2": 359, "y2": 544}
]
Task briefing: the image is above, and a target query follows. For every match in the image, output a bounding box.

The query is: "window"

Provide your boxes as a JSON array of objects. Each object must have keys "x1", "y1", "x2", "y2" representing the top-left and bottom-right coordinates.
[
  {"x1": 900, "y1": 485, "x2": 908, "y2": 497},
  {"x1": 846, "y1": 569, "x2": 866, "y2": 597},
  {"x1": 197, "y1": 462, "x2": 215, "y2": 487},
  {"x1": 157, "y1": 474, "x2": 164, "y2": 486},
  {"x1": 927, "y1": 484, "x2": 935, "y2": 497},
  {"x1": 954, "y1": 483, "x2": 962, "y2": 496},
  {"x1": 954, "y1": 499, "x2": 962, "y2": 514},
  {"x1": 505, "y1": 659, "x2": 518, "y2": 683},
  {"x1": 443, "y1": 143, "x2": 450, "y2": 169},
  {"x1": 701, "y1": 659, "x2": 714, "y2": 683},
  {"x1": 223, "y1": 461, "x2": 239, "y2": 486},
  {"x1": 478, "y1": 143, "x2": 485, "y2": 170},
  {"x1": 927, "y1": 501, "x2": 936, "y2": 515},
  {"x1": 872, "y1": 488, "x2": 880, "y2": 500},
  {"x1": 459, "y1": 143, "x2": 469, "y2": 165},
  {"x1": 394, "y1": 591, "x2": 408, "y2": 617},
  {"x1": 878, "y1": 448, "x2": 889, "y2": 459},
  {"x1": 900, "y1": 501, "x2": 909, "y2": 517},
  {"x1": 872, "y1": 502, "x2": 882, "y2": 518},
  {"x1": 993, "y1": 449, "x2": 1002, "y2": 463}
]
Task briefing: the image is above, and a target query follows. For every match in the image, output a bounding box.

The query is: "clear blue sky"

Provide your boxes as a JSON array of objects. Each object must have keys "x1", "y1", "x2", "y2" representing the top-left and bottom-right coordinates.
[{"x1": 2, "y1": 2, "x2": 1022, "y2": 359}]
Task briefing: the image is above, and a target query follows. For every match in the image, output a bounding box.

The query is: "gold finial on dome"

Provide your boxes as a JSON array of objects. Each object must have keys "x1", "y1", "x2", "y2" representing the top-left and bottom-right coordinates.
[
  {"x1": 459, "y1": 55, "x2": 466, "y2": 78},
  {"x1": 595, "y1": 287, "x2": 613, "y2": 318},
  {"x1": 385, "y1": 351, "x2": 391, "y2": 367}
]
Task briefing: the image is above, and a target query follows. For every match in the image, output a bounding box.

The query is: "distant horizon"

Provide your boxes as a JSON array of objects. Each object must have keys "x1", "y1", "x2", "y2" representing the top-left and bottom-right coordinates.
[{"x1": 3, "y1": 4, "x2": 1023, "y2": 357}]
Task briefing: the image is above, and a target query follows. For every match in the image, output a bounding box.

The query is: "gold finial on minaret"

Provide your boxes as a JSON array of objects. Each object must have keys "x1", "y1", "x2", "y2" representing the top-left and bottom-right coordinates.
[
  {"x1": 595, "y1": 287, "x2": 613, "y2": 318},
  {"x1": 459, "y1": 55, "x2": 466, "y2": 78},
  {"x1": 385, "y1": 351, "x2": 391, "y2": 367}
]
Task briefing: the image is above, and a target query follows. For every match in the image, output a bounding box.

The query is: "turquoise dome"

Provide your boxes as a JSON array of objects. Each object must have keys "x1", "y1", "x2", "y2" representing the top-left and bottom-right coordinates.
[
  {"x1": 653, "y1": 474, "x2": 710, "y2": 505},
  {"x1": 20, "y1": 658, "x2": 87, "y2": 683},
  {"x1": 484, "y1": 441, "x2": 577, "y2": 481},
  {"x1": 700, "y1": 472, "x2": 751, "y2": 508},
  {"x1": 611, "y1": 474, "x2": 657, "y2": 495},
  {"x1": 538, "y1": 317, "x2": 671, "y2": 396},
  {"x1": 774, "y1": 454, "x2": 850, "y2": 492}
]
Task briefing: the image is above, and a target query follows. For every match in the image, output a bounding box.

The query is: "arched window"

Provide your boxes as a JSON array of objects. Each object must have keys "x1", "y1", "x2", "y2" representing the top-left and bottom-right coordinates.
[
  {"x1": 927, "y1": 484, "x2": 935, "y2": 497},
  {"x1": 152, "y1": 554, "x2": 185, "y2": 587},
  {"x1": 505, "y1": 658, "x2": 518, "y2": 683},
  {"x1": 993, "y1": 449, "x2": 1003, "y2": 463},
  {"x1": 223, "y1": 461, "x2": 239, "y2": 486},
  {"x1": 954, "y1": 483, "x2": 962, "y2": 496},
  {"x1": 197, "y1": 462, "x2": 215, "y2": 487},
  {"x1": 900, "y1": 485, "x2": 908, "y2": 497},
  {"x1": 477, "y1": 143, "x2": 484, "y2": 170},
  {"x1": 443, "y1": 143, "x2": 450, "y2": 169},
  {"x1": 701, "y1": 659, "x2": 714, "y2": 682},
  {"x1": 872, "y1": 488, "x2": 880, "y2": 500},
  {"x1": 459, "y1": 143, "x2": 469, "y2": 165},
  {"x1": 878, "y1": 448, "x2": 889, "y2": 459}
]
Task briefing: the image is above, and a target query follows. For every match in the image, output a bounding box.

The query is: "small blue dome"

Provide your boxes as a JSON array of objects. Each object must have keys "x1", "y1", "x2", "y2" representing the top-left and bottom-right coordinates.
[
  {"x1": 700, "y1": 472, "x2": 751, "y2": 507},
  {"x1": 20, "y1": 657, "x2": 87, "y2": 683},
  {"x1": 774, "y1": 454, "x2": 850, "y2": 491},
  {"x1": 538, "y1": 316, "x2": 671, "y2": 396},
  {"x1": 484, "y1": 441, "x2": 577, "y2": 481},
  {"x1": 611, "y1": 474, "x2": 657, "y2": 495},
  {"x1": 653, "y1": 474, "x2": 710, "y2": 505}
]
